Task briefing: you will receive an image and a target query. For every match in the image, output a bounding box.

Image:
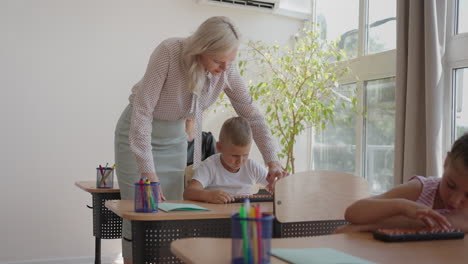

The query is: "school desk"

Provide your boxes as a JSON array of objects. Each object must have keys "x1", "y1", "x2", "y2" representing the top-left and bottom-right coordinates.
[
  {"x1": 170, "y1": 232, "x2": 468, "y2": 264},
  {"x1": 75, "y1": 181, "x2": 122, "y2": 264},
  {"x1": 105, "y1": 199, "x2": 273, "y2": 264}
]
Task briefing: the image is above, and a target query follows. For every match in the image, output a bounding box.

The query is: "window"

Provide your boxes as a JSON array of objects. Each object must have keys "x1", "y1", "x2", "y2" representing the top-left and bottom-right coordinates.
[
  {"x1": 447, "y1": 0, "x2": 468, "y2": 146},
  {"x1": 316, "y1": 0, "x2": 359, "y2": 58},
  {"x1": 312, "y1": 83, "x2": 357, "y2": 174},
  {"x1": 367, "y1": 0, "x2": 396, "y2": 54},
  {"x1": 453, "y1": 68, "x2": 468, "y2": 138},
  {"x1": 312, "y1": 0, "x2": 396, "y2": 193},
  {"x1": 456, "y1": 0, "x2": 468, "y2": 34},
  {"x1": 364, "y1": 78, "x2": 395, "y2": 193}
]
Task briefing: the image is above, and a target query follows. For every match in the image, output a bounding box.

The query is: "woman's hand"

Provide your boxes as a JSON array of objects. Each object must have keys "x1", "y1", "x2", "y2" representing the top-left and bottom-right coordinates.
[
  {"x1": 185, "y1": 119, "x2": 195, "y2": 142},
  {"x1": 266, "y1": 161, "x2": 289, "y2": 192},
  {"x1": 141, "y1": 172, "x2": 166, "y2": 201}
]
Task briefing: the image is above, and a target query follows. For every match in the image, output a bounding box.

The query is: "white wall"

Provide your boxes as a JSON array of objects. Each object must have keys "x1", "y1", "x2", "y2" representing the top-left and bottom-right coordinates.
[{"x1": 0, "y1": 0, "x2": 302, "y2": 263}]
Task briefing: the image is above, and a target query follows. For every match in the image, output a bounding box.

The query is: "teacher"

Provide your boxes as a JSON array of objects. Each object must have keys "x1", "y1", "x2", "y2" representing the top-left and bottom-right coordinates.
[{"x1": 114, "y1": 16, "x2": 287, "y2": 263}]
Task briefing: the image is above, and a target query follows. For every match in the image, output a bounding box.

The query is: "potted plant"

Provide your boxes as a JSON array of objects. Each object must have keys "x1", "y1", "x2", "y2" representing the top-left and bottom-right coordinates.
[{"x1": 234, "y1": 23, "x2": 357, "y2": 173}]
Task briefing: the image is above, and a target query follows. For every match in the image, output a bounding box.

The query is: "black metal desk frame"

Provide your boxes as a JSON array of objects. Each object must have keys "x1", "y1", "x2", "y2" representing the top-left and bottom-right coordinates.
[
  {"x1": 273, "y1": 219, "x2": 348, "y2": 238},
  {"x1": 88, "y1": 192, "x2": 122, "y2": 264},
  {"x1": 131, "y1": 218, "x2": 231, "y2": 264}
]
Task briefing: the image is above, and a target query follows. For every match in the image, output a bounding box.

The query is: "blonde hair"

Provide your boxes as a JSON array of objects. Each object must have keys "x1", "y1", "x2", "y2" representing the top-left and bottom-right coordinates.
[
  {"x1": 219, "y1": 117, "x2": 252, "y2": 146},
  {"x1": 182, "y1": 16, "x2": 241, "y2": 95}
]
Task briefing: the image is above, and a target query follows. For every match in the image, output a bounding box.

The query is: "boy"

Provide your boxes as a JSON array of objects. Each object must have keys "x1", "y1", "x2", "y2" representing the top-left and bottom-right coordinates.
[{"x1": 183, "y1": 117, "x2": 273, "y2": 204}]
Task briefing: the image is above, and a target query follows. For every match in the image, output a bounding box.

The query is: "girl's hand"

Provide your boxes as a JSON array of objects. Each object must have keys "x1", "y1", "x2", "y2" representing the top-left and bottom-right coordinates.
[
  {"x1": 403, "y1": 202, "x2": 452, "y2": 230},
  {"x1": 415, "y1": 208, "x2": 452, "y2": 230},
  {"x1": 266, "y1": 162, "x2": 289, "y2": 191}
]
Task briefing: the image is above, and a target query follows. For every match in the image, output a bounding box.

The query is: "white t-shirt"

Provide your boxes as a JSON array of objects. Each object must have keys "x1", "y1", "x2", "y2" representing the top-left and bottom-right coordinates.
[{"x1": 192, "y1": 153, "x2": 269, "y2": 195}]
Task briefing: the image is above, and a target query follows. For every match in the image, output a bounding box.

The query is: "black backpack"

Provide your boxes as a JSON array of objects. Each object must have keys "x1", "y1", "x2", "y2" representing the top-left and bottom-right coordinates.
[{"x1": 186, "y1": 131, "x2": 217, "y2": 166}]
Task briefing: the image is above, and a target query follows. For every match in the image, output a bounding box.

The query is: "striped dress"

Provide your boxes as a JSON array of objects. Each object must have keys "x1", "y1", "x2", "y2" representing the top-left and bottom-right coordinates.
[{"x1": 410, "y1": 175, "x2": 451, "y2": 214}]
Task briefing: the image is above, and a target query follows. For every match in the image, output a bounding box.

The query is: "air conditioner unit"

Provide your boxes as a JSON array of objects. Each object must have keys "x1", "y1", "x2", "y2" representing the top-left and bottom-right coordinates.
[{"x1": 195, "y1": 0, "x2": 279, "y2": 12}]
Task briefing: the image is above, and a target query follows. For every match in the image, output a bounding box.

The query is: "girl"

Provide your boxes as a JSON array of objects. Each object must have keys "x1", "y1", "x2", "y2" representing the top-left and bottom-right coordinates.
[{"x1": 337, "y1": 133, "x2": 468, "y2": 233}]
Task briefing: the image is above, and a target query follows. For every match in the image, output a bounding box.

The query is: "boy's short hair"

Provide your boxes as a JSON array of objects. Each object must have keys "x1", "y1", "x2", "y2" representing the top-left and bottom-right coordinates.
[
  {"x1": 450, "y1": 133, "x2": 468, "y2": 167},
  {"x1": 219, "y1": 117, "x2": 252, "y2": 146}
]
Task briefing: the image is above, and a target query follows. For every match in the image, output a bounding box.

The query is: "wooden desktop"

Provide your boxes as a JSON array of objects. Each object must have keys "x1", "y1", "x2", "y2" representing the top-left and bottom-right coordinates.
[
  {"x1": 105, "y1": 199, "x2": 273, "y2": 263},
  {"x1": 171, "y1": 232, "x2": 468, "y2": 264},
  {"x1": 75, "y1": 181, "x2": 121, "y2": 264}
]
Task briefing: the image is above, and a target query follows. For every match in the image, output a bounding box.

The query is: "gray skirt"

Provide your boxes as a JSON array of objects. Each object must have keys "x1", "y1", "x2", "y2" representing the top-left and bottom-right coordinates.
[{"x1": 114, "y1": 104, "x2": 187, "y2": 259}]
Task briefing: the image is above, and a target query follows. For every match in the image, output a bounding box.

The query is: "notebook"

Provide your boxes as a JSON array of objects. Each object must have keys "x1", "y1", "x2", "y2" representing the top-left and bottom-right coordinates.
[
  {"x1": 158, "y1": 202, "x2": 209, "y2": 212},
  {"x1": 270, "y1": 248, "x2": 375, "y2": 264}
]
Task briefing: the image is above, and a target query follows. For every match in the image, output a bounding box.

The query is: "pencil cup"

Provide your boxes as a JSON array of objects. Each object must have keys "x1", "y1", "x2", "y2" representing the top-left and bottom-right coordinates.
[
  {"x1": 96, "y1": 167, "x2": 114, "y2": 188},
  {"x1": 231, "y1": 213, "x2": 274, "y2": 264},
  {"x1": 134, "y1": 182, "x2": 159, "y2": 213}
]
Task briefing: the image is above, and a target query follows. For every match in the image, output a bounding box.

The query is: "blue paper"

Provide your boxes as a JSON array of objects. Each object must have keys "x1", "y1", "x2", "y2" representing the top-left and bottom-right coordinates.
[
  {"x1": 157, "y1": 202, "x2": 209, "y2": 212},
  {"x1": 270, "y1": 248, "x2": 376, "y2": 264}
]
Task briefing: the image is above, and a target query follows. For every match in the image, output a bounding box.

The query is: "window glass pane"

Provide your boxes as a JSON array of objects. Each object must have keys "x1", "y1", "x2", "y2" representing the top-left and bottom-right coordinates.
[
  {"x1": 457, "y1": 0, "x2": 468, "y2": 34},
  {"x1": 316, "y1": 0, "x2": 359, "y2": 58},
  {"x1": 313, "y1": 83, "x2": 357, "y2": 174},
  {"x1": 455, "y1": 68, "x2": 468, "y2": 138},
  {"x1": 367, "y1": 0, "x2": 397, "y2": 54},
  {"x1": 365, "y1": 78, "x2": 395, "y2": 193}
]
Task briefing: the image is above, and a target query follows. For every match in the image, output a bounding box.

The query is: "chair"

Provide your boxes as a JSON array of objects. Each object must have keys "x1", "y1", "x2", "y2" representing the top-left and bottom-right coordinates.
[
  {"x1": 185, "y1": 131, "x2": 217, "y2": 188},
  {"x1": 273, "y1": 170, "x2": 370, "y2": 238},
  {"x1": 186, "y1": 131, "x2": 217, "y2": 166}
]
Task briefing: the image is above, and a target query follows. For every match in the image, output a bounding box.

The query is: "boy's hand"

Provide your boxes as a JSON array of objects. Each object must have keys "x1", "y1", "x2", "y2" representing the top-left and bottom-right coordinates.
[
  {"x1": 205, "y1": 190, "x2": 234, "y2": 204},
  {"x1": 266, "y1": 161, "x2": 289, "y2": 191}
]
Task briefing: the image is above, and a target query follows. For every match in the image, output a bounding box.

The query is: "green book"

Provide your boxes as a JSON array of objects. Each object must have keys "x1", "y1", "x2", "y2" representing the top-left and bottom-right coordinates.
[
  {"x1": 270, "y1": 248, "x2": 376, "y2": 264},
  {"x1": 158, "y1": 202, "x2": 209, "y2": 212}
]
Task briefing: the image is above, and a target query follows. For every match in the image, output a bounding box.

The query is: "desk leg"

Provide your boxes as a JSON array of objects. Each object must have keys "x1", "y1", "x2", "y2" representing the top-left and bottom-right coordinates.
[
  {"x1": 91, "y1": 193, "x2": 122, "y2": 264},
  {"x1": 132, "y1": 221, "x2": 145, "y2": 264},
  {"x1": 95, "y1": 237, "x2": 101, "y2": 264}
]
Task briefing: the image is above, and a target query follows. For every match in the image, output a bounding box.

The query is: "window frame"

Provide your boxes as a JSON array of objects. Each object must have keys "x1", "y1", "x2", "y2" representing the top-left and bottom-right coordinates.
[
  {"x1": 310, "y1": 0, "x2": 396, "y2": 182},
  {"x1": 445, "y1": 0, "x2": 468, "y2": 150}
]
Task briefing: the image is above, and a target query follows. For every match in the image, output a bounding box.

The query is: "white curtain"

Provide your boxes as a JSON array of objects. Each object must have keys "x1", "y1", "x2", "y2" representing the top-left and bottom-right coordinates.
[{"x1": 394, "y1": 0, "x2": 447, "y2": 184}]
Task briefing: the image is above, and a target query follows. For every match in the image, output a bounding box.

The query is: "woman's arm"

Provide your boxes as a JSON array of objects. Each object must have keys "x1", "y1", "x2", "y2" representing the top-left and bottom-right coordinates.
[
  {"x1": 129, "y1": 41, "x2": 170, "y2": 175},
  {"x1": 223, "y1": 65, "x2": 278, "y2": 165},
  {"x1": 223, "y1": 66, "x2": 288, "y2": 186}
]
